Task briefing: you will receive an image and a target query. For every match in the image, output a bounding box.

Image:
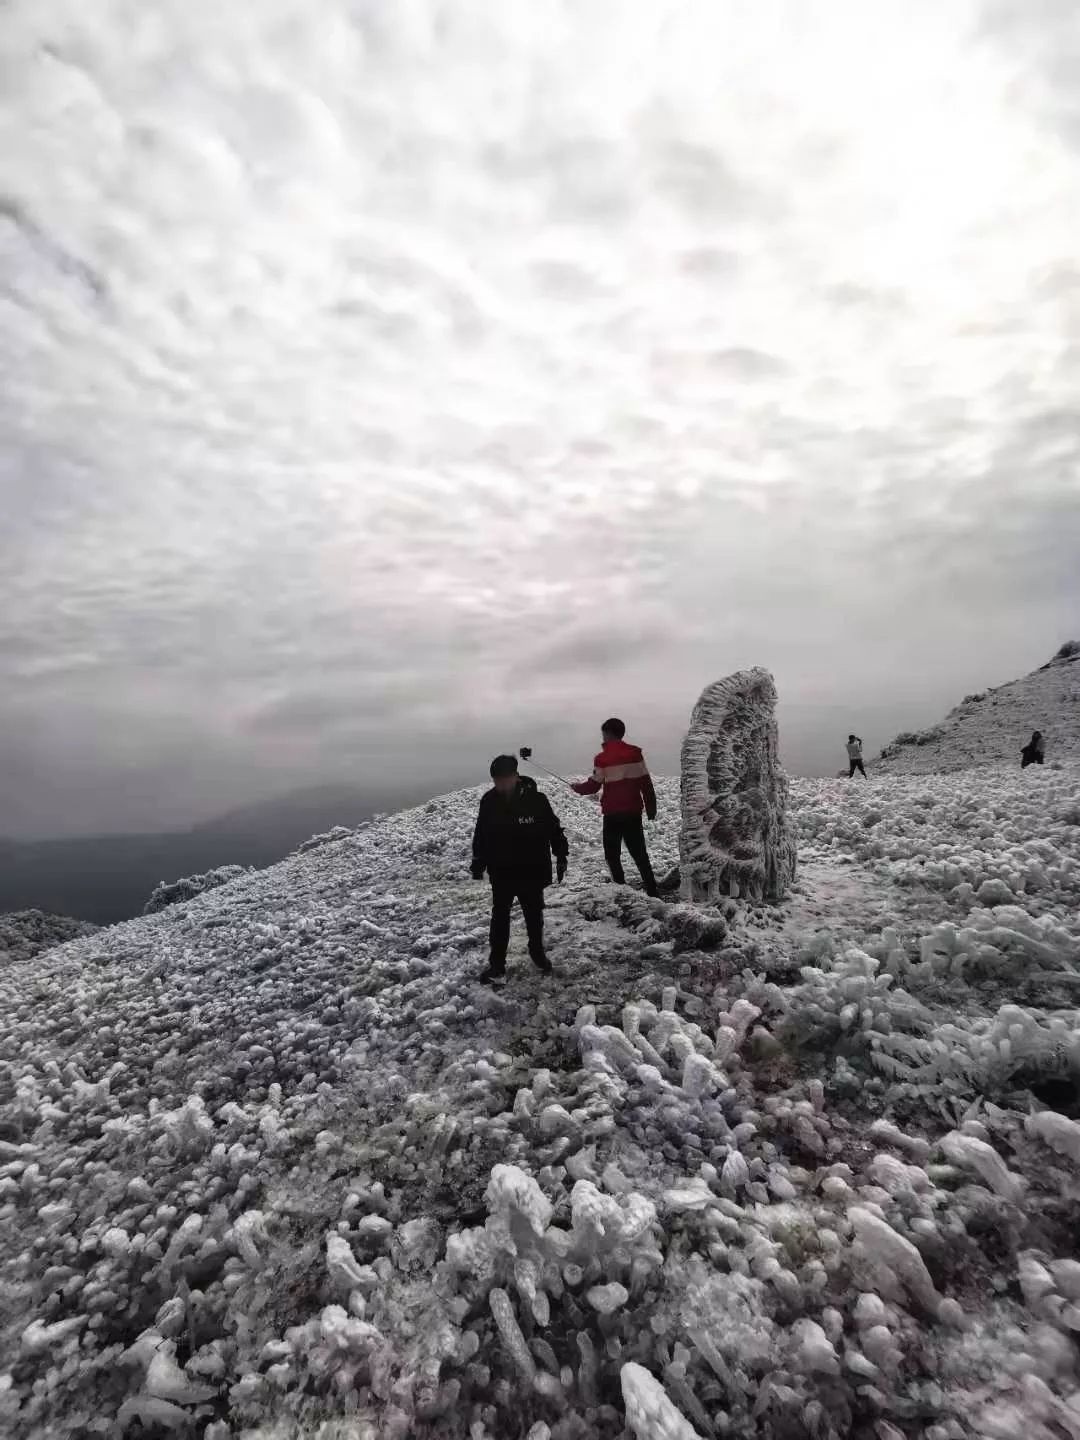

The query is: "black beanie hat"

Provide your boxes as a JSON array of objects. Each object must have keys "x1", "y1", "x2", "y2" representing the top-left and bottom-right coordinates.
[{"x1": 489, "y1": 754, "x2": 519, "y2": 779}]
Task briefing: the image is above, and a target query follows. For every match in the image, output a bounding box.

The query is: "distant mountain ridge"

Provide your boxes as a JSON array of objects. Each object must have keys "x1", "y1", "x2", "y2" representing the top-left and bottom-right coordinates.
[
  {"x1": 877, "y1": 641, "x2": 1080, "y2": 775},
  {"x1": 0, "y1": 781, "x2": 432, "y2": 925}
]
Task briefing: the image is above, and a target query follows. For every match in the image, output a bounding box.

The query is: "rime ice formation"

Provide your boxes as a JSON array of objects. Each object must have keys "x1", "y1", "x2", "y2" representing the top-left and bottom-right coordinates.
[
  {"x1": 0, "y1": 910, "x2": 97, "y2": 965},
  {"x1": 679, "y1": 667, "x2": 797, "y2": 903},
  {"x1": 621, "y1": 1362, "x2": 705, "y2": 1440},
  {"x1": 143, "y1": 864, "x2": 252, "y2": 914},
  {"x1": 2, "y1": 743, "x2": 1080, "y2": 1437}
]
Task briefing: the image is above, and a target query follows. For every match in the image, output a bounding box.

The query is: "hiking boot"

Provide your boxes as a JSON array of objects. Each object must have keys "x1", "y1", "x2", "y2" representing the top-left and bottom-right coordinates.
[
  {"x1": 530, "y1": 952, "x2": 553, "y2": 974},
  {"x1": 477, "y1": 965, "x2": 506, "y2": 985}
]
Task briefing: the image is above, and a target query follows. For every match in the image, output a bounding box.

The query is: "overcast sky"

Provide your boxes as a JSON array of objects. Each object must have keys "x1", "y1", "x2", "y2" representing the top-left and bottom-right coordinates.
[{"x1": 2, "y1": 0, "x2": 1079, "y2": 838}]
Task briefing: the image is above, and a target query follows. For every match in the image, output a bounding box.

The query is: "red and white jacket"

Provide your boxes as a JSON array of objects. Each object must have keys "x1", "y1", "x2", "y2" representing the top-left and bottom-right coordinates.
[{"x1": 572, "y1": 739, "x2": 657, "y2": 817}]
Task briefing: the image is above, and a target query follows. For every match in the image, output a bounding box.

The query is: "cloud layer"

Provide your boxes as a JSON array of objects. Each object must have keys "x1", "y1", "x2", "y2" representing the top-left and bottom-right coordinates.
[{"x1": 2, "y1": 0, "x2": 1079, "y2": 834}]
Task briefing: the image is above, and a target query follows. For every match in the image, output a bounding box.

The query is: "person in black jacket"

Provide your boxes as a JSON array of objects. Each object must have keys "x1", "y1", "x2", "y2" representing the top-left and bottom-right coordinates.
[
  {"x1": 471, "y1": 754, "x2": 568, "y2": 983},
  {"x1": 1021, "y1": 730, "x2": 1046, "y2": 768}
]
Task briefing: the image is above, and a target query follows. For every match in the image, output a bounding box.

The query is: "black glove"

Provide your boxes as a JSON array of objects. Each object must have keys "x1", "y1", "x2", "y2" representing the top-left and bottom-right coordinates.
[
  {"x1": 556, "y1": 857, "x2": 567, "y2": 883},
  {"x1": 470, "y1": 862, "x2": 484, "y2": 881}
]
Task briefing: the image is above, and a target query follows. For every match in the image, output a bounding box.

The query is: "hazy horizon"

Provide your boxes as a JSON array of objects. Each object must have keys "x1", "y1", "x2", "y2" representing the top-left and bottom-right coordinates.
[
  {"x1": 4, "y1": 1, "x2": 1079, "y2": 840},
  {"x1": 0, "y1": 676, "x2": 1041, "y2": 841}
]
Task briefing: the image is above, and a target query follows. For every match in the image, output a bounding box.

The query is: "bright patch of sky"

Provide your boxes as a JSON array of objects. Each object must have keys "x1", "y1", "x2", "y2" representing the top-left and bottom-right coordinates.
[{"x1": 2, "y1": 0, "x2": 1078, "y2": 834}]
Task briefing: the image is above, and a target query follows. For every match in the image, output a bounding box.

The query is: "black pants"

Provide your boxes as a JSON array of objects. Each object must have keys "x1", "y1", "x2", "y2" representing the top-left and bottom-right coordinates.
[
  {"x1": 603, "y1": 813, "x2": 657, "y2": 895},
  {"x1": 489, "y1": 873, "x2": 546, "y2": 972},
  {"x1": 848, "y1": 759, "x2": 866, "y2": 778}
]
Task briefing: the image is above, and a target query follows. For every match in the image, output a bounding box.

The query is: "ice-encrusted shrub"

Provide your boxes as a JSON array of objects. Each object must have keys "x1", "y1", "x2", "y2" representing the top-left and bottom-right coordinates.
[
  {"x1": 874, "y1": 905, "x2": 1079, "y2": 985},
  {"x1": 621, "y1": 1362, "x2": 705, "y2": 1440},
  {"x1": 848, "y1": 1207, "x2": 944, "y2": 1315},
  {"x1": 144, "y1": 865, "x2": 251, "y2": 914},
  {"x1": 295, "y1": 826, "x2": 354, "y2": 855},
  {"x1": 770, "y1": 933, "x2": 1080, "y2": 1113},
  {"x1": 1026, "y1": 1110, "x2": 1080, "y2": 1164},
  {"x1": 662, "y1": 905, "x2": 729, "y2": 954},
  {"x1": 871, "y1": 1003, "x2": 1080, "y2": 1099},
  {"x1": 938, "y1": 1132, "x2": 1025, "y2": 1203},
  {"x1": 445, "y1": 1163, "x2": 663, "y2": 1325},
  {"x1": 880, "y1": 725, "x2": 947, "y2": 759},
  {"x1": 675, "y1": 1261, "x2": 775, "y2": 1377},
  {"x1": 150, "y1": 1093, "x2": 217, "y2": 1157},
  {"x1": 0, "y1": 910, "x2": 98, "y2": 965},
  {"x1": 221, "y1": 1215, "x2": 467, "y2": 1429},
  {"x1": 556, "y1": 988, "x2": 776, "y2": 1201},
  {"x1": 1017, "y1": 1250, "x2": 1080, "y2": 1327},
  {"x1": 774, "y1": 949, "x2": 933, "y2": 1054}
]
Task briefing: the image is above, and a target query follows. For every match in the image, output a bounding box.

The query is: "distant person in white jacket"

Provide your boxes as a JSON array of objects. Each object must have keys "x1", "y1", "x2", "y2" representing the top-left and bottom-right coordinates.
[{"x1": 846, "y1": 735, "x2": 866, "y2": 779}]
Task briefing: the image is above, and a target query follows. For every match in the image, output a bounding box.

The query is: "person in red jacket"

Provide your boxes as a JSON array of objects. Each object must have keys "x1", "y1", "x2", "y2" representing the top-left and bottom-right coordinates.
[{"x1": 572, "y1": 717, "x2": 659, "y2": 897}]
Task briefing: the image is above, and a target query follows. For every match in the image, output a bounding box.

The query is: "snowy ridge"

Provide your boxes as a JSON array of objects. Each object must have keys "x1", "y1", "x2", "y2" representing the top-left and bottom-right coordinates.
[
  {"x1": 2, "y1": 767, "x2": 1080, "y2": 1439},
  {"x1": 878, "y1": 642, "x2": 1080, "y2": 774}
]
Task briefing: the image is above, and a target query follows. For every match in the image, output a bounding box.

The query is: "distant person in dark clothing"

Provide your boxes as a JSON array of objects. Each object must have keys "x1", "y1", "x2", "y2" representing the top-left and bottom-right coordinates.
[
  {"x1": 846, "y1": 735, "x2": 867, "y2": 779},
  {"x1": 1021, "y1": 731, "x2": 1046, "y2": 768},
  {"x1": 572, "y1": 718, "x2": 659, "y2": 897},
  {"x1": 471, "y1": 754, "x2": 568, "y2": 983}
]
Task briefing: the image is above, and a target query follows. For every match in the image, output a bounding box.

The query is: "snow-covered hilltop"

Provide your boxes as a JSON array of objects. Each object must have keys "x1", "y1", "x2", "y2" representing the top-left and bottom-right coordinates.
[
  {"x1": 2, "y1": 764, "x2": 1080, "y2": 1439},
  {"x1": 878, "y1": 641, "x2": 1080, "y2": 774}
]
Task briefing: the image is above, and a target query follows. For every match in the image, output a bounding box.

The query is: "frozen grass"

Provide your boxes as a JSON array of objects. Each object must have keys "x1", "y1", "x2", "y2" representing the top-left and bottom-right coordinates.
[{"x1": 1, "y1": 764, "x2": 1080, "y2": 1438}]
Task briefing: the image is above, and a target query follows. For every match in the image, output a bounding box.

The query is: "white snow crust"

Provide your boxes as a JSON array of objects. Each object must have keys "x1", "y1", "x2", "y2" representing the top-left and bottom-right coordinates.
[{"x1": 2, "y1": 761, "x2": 1080, "y2": 1439}]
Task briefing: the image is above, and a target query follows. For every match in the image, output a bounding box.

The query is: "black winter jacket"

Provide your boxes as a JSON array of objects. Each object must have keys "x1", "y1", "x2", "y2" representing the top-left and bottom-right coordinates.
[{"x1": 471, "y1": 776, "x2": 568, "y2": 887}]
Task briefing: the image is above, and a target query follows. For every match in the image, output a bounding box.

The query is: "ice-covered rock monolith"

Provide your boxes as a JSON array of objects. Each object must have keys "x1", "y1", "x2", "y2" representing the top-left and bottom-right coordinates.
[{"x1": 679, "y1": 667, "x2": 797, "y2": 903}]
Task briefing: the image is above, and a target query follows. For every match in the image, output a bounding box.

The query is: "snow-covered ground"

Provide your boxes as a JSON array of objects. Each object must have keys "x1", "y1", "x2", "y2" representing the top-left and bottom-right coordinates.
[
  {"x1": 3, "y1": 764, "x2": 1080, "y2": 1440},
  {"x1": 876, "y1": 643, "x2": 1080, "y2": 774}
]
